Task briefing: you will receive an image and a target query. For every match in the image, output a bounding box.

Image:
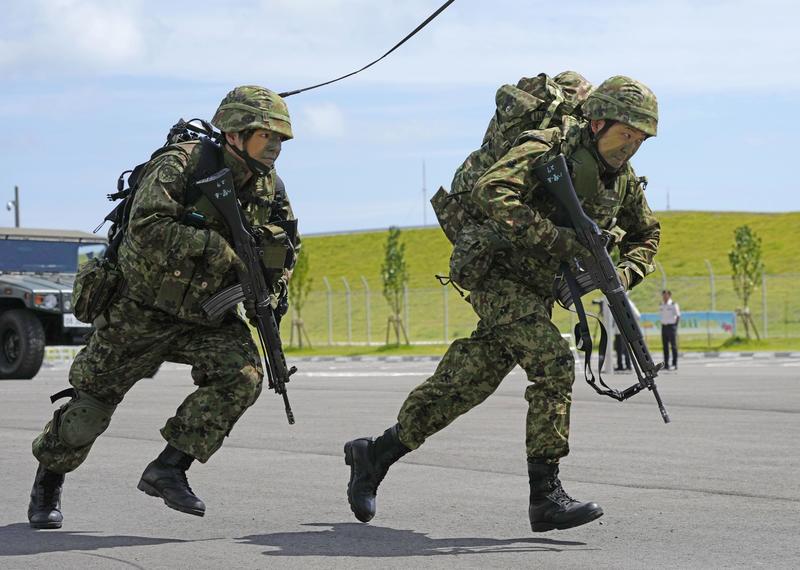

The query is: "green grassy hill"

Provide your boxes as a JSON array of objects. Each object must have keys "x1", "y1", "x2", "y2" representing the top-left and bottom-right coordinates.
[
  {"x1": 288, "y1": 212, "x2": 800, "y2": 348},
  {"x1": 300, "y1": 211, "x2": 800, "y2": 286}
]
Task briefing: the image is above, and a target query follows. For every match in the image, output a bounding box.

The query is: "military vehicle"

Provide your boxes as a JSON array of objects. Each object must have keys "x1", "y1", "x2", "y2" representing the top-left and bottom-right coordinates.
[{"x1": 0, "y1": 227, "x2": 107, "y2": 379}]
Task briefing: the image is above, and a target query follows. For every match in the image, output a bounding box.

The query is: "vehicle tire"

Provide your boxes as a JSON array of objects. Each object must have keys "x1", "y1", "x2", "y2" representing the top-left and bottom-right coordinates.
[{"x1": 0, "y1": 309, "x2": 46, "y2": 379}]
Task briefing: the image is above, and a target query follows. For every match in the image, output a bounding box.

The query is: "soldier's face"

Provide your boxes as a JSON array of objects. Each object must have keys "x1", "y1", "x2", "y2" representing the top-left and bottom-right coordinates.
[
  {"x1": 594, "y1": 122, "x2": 648, "y2": 170},
  {"x1": 243, "y1": 129, "x2": 283, "y2": 168}
]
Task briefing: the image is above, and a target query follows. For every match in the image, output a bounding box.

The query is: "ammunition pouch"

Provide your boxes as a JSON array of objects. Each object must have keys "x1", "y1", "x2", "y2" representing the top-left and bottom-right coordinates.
[
  {"x1": 72, "y1": 257, "x2": 123, "y2": 324},
  {"x1": 256, "y1": 220, "x2": 297, "y2": 284},
  {"x1": 50, "y1": 388, "x2": 117, "y2": 449},
  {"x1": 259, "y1": 224, "x2": 291, "y2": 270},
  {"x1": 430, "y1": 186, "x2": 475, "y2": 244},
  {"x1": 449, "y1": 222, "x2": 510, "y2": 291}
]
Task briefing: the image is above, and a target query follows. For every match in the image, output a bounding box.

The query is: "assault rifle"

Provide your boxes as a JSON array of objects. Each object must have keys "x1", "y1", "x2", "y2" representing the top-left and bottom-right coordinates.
[
  {"x1": 195, "y1": 168, "x2": 296, "y2": 425},
  {"x1": 533, "y1": 154, "x2": 670, "y2": 424}
]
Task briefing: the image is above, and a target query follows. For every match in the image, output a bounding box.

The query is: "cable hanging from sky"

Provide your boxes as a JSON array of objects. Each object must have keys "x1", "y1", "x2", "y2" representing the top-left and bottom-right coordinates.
[{"x1": 278, "y1": 0, "x2": 457, "y2": 98}]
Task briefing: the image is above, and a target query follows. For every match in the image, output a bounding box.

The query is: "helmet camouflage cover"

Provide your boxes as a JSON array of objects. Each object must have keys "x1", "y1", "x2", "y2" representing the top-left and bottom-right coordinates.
[
  {"x1": 211, "y1": 85, "x2": 293, "y2": 140},
  {"x1": 582, "y1": 76, "x2": 658, "y2": 136}
]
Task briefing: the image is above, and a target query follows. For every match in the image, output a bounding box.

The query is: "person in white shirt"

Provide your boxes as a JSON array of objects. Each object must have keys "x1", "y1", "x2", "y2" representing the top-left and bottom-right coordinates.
[{"x1": 659, "y1": 290, "x2": 681, "y2": 370}]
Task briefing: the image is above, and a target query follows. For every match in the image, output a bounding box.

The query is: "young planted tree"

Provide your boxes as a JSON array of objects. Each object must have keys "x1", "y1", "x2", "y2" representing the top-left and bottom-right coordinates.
[
  {"x1": 381, "y1": 226, "x2": 409, "y2": 345},
  {"x1": 288, "y1": 248, "x2": 313, "y2": 348},
  {"x1": 728, "y1": 225, "x2": 764, "y2": 340}
]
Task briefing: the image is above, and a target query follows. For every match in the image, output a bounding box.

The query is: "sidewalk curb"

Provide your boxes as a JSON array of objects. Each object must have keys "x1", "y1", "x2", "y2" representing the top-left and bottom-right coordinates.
[
  {"x1": 40, "y1": 350, "x2": 800, "y2": 368},
  {"x1": 290, "y1": 352, "x2": 800, "y2": 363}
]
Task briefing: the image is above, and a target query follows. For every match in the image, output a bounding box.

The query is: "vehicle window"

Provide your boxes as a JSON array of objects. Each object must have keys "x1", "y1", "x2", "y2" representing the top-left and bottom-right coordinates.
[
  {"x1": 78, "y1": 243, "x2": 107, "y2": 268},
  {"x1": 0, "y1": 240, "x2": 82, "y2": 273}
]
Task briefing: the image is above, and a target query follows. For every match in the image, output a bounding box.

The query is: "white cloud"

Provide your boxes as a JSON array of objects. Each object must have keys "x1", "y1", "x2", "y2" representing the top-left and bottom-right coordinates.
[
  {"x1": 300, "y1": 102, "x2": 346, "y2": 139},
  {"x1": 1, "y1": 0, "x2": 797, "y2": 93},
  {"x1": 3, "y1": 0, "x2": 146, "y2": 72}
]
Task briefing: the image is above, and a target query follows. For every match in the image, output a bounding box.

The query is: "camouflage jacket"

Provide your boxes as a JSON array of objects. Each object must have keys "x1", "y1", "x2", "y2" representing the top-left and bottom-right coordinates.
[
  {"x1": 118, "y1": 140, "x2": 299, "y2": 324},
  {"x1": 461, "y1": 120, "x2": 660, "y2": 325}
]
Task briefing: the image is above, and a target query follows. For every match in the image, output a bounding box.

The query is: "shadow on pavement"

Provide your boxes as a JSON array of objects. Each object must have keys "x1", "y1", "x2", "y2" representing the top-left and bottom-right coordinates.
[
  {"x1": 0, "y1": 523, "x2": 187, "y2": 557},
  {"x1": 239, "y1": 522, "x2": 597, "y2": 557}
]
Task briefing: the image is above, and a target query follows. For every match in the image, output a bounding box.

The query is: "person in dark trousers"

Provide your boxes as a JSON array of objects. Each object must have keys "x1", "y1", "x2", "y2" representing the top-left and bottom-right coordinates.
[
  {"x1": 613, "y1": 293, "x2": 640, "y2": 371},
  {"x1": 659, "y1": 290, "x2": 680, "y2": 370}
]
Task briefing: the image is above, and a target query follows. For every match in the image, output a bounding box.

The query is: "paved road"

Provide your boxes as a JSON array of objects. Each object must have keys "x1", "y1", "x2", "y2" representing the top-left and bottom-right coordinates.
[{"x1": 1, "y1": 357, "x2": 798, "y2": 569}]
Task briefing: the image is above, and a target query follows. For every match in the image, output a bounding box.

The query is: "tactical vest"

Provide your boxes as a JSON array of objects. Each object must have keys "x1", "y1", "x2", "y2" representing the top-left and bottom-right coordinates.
[
  {"x1": 117, "y1": 141, "x2": 291, "y2": 323},
  {"x1": 434, "y1": 120, "x2": 640, "y2": 293},
  {"x1": 431, "y1": 74, "x2": 592, "y2": 291}
]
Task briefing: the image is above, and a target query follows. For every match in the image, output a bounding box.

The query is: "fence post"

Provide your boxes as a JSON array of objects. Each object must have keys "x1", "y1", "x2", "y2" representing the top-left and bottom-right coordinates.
[
  {"x1": 442, "y1": 283, "x2": 449, "y2": 344},
  {"x1": 762, "y1": 273, "x2": 768, "y2": 339},
  {"x1": 341, "y1": 277, "x2": 352, "y2": 345},
  {"x1": 403, "y1": 284, "x2": 410, "y2": 342},
  {"x1": 704, "y1": 259, "x2": 716, "y2": 311},
  {"x1": 360, "y1": 276, "x2": 371, "y2": 346},
  {"x1": 322, "y1": 276, "x2": 333, "y2": 346},
  {"x1": 656, "y1": 261, "x2": 667, "y2": 291}
]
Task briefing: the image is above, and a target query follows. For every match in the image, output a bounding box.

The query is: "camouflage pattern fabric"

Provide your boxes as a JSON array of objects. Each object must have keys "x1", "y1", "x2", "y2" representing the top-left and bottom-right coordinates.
[
  {"x1": 211, "y1": 85, "x2": 293, "y2": 140},
  {"x1": 118, "y1": 139, "x2": 299, "y2": 324},
  {"x1": 33, "y1": 119, "x2": 299, "y2": 472},
  {"x1": 582, "y1": 75, "x2": 658, "y2": 137},
  {"x1": 451, "y1": 71, "x2": 593, "y2": 213},
  {"x1": 399, "y1": 77, "x2": 660, "y2": 462},
  {"x1": 32, "y1": 296, "x2": 262, "y2": 473},
  {"x1": 398, "y1": 294, "x2": 574, "y2": 461},
  {"x1": 467, "y1": 123, "x2": 660, "y2": 303}
]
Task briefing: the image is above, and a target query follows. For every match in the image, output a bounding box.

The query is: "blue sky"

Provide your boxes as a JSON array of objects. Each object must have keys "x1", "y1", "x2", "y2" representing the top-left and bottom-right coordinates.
[{"x1": 1, "y1": 0, "x2": 798, "y2": 234}]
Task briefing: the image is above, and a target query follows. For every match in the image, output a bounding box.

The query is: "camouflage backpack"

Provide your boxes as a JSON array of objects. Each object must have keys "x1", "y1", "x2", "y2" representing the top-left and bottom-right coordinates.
[{"x1": 431, "y1": 71, "x2": 594, "y2": 290}]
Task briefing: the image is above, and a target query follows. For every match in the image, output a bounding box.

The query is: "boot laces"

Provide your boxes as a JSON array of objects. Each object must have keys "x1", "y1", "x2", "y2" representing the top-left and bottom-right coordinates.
[
  {"x1": 177, "y1": 469, "x2": 194, "y2": 494},
  {"x1": 549, "y1": 480, "x2": 577, "y2": 508}
]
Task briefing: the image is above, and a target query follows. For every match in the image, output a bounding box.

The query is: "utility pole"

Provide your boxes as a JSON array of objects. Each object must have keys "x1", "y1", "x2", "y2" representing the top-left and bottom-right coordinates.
[
  {"x1": 422, "y1": 160, "x2": 427, "y2": 226},
  {"x1": 6, "y1": 186, "x2": 20, "y2": 227},
  {"x1": 666, "y1": 187, "x2": 670, "y2": 211}
]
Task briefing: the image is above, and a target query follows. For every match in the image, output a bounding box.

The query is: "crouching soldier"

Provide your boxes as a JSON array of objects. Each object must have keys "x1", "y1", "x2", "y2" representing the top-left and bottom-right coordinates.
[{"x1": 28, "y1": 86, "x2": 299, "y2": 528}]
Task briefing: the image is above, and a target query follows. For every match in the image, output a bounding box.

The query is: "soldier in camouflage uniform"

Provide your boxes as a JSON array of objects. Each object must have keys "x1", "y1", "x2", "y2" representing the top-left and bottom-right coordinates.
[
  {"x1": 345, "y1": 76, "x2": 661, "y2": 532},
  {"x1": 28, "y1": 86, "x2": 299, "y2": 528}
]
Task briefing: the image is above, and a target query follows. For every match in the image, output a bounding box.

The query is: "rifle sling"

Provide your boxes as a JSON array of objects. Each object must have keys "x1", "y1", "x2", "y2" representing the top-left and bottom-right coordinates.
[{"x1": 561, "y1": 263, "x2": 623, "y2": 401}]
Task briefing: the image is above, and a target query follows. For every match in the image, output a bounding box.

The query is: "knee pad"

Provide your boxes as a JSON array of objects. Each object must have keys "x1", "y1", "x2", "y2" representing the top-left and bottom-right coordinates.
[{"x1": 52, "y1": 389, "x2": 117, "y2": 449}]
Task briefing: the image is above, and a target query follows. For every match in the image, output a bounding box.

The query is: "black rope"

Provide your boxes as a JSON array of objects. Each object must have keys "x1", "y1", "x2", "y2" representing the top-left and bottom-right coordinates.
[{"x1": 278, "y1": 0, "x2": 457, "y2": 98}]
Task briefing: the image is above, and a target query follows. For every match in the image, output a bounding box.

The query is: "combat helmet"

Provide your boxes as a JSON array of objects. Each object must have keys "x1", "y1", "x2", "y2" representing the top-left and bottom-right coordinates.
[
  {"x1": 582, "y1": 76, "x2": 658, "y2": 136},
  {"x1": 212, "y1": 85, "x2": 293, "y2": 140}
]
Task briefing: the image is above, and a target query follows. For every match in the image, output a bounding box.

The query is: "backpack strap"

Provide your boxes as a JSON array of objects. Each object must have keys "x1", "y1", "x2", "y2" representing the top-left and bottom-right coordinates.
[
  {"x1": 538, "y1": 89, "x2": 565, "y2": 130},
  {"x1": 183, "y1": 137, "x2": 224, "y2": 206}
]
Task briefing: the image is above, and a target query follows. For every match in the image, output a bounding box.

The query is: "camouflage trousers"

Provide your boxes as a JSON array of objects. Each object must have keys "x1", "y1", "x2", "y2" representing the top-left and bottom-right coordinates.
[
  {"x1": 32, "y1": 296, "x2": 263, "y2": 473},
  {"x1": 397, "y1": 298, "x2": 575, "y2": 461}
]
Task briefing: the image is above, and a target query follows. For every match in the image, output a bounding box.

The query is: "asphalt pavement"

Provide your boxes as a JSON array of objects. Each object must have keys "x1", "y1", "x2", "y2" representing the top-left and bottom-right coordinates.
[{"x1": 1, "y1": 356, "x2": 798, "y2": 569}]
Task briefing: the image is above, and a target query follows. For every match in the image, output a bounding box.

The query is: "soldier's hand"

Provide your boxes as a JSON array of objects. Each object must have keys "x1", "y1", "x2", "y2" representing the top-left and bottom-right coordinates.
[
  {"x1": 273, "y1": 279, "x2": 288, "y2": 300},
  {"x1": 616, "y1": 266, "x2": 631, "y2": 291},
  {"x1": 549, "y1": 227, "x2": 590, "y2": 260},
  {"x1": 207, "y1": 232, "x2": 246, "y2": 274},
  {"x1": 243, "y1": 298, "x2": 257, "y2": 322}
]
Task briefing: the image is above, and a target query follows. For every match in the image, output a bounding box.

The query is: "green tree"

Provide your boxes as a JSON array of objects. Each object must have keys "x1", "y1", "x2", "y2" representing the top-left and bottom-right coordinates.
[
  {"x1": 288, "y1": 248, "x2": 313, "y2": 348},
  {"x1": 728, "y1": 225, "x2": 764, "y2": 340},
  {"x1": 381, "y1": 226, "x2": 409, "y2": 345}
]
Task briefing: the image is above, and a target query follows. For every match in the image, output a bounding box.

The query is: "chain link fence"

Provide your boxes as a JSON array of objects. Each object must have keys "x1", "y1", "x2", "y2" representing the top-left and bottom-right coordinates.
[{"x1": 285, "y1": 272, "x2": 800, "y2": 346}]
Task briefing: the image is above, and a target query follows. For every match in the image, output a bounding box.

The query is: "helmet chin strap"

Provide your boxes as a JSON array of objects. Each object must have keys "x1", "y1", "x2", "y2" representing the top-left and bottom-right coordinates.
[
  {"x1": 225, "y1": 139, "x2": 272, "y2": 176},
  {"x1": 590, "y1": 121, "x2": 623, "y2": 174}
]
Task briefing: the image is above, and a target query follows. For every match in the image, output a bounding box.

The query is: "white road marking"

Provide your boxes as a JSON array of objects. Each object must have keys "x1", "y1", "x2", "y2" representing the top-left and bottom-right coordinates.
[{"x1": 297, "y1": 371, "x2": 429, "y2": 378}]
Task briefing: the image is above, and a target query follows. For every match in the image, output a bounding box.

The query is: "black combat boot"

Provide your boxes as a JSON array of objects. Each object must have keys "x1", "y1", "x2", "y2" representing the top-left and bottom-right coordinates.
[
  {"x1": 138, "y1": 444, "x2": 205, "y2": 517},
  {"x1": 528, "y1": 460, "x2": 603, "y2": 532},
  {"x1": 28, "y1": 464, "x2": 65, "y2": 529},
  {"x1": 344, "y1": 424, "x2": 411, "y2": 523}
]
